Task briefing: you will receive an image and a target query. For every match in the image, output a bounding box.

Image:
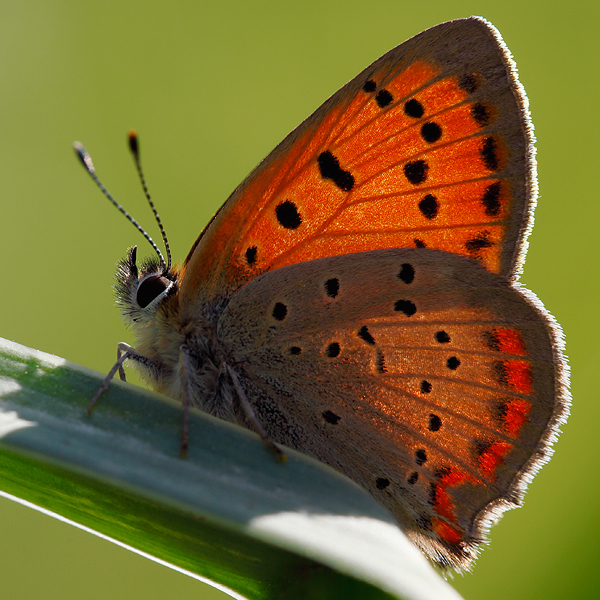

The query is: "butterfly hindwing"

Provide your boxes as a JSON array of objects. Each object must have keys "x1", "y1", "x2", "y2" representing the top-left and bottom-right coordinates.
[
  {"x1": 181, "y1": 17, "x2": 534, "y2": 307},
  {"x1": 217, "y1": 248, "x2": 566, "y2": 568}
]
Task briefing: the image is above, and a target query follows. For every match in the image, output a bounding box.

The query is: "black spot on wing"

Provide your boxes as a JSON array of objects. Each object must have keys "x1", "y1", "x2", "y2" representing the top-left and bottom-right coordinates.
[
  {"x1": 480, "y1": 136, "x2": 501, "y2": 171},
  {"x1": 429, "y1": 414, "x2": 442, "y2": 431},
  {"x1": 376, "y1": 477, "x2": 390, "y2": 490},
  {"x1": 275, "y1": 200, "x2": 302, "y2": 229},
  {"x1": 472, "y1": 102, "x2": 492, "y2": 126},
  {"x1": 435, "y1": 331, "x2": 450, "y2": 343},
  {"x1": 421, "y1": 122, "x2": 442, "y2": 143},
  {"x1": 322, "y1": 410, "x2": 341, "y2": 424},
  {"x1": 363, "y1": 79, "x2": 376, "y2": 93},
  {"x1": 483, "y1": 330, "x2": 500, "y2": 351},
  {"x1": 493, "y1": 360, "x2": 509, "y2": 386},
  {"x1": 447, "y1": 356, "x2": 461, "y2": 370},
  {"x1": 398, "y1": 263, "x2": 414, "y2": 283},
  {"x1": 326, "y1": 342, "x2": 341, "y2": 358},
  {"x1": 358, "y1": 325, "x2": 376, "y2": 345},
  {"x1": 272, "y1": 302, "x2": 287, "y2": 321},
  {"x1": 245, "y1": 246, "x2": 257, "y2": 265},
  {"x1": 459, "y1": 73, "x2": 479, "y2": 94},
  {"x1": 375, "y1": 89, "x2": 393, "y2": 108},
  {"x1": 404, "y1": 160, "x2": 428, "y2": 184},
  {"x1": 482, "y1": 182, "x2": 502, "y2": 217},
  {"x1": 418, "y1": 194, "x2": 438, "y2": 219},
  {"x1": 318, "y1": 151, "x2": 355, "y2": 192},
  {"x1": 325, "y1": 278, "x2": 339, "y2": 298},
  {"x1": 404, "y1": 98, "x2": 424, "y2": 118},
  {"x1": 466, "y1": 231, "x2": 494, "y2": 255},
  {"x1": 394, "y1": 300, "x2": 416, "y2": 316}
]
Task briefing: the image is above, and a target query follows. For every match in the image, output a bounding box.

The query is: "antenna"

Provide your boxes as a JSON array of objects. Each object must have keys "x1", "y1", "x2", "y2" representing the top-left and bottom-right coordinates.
[
  {"x1": 73, "y1": 138, "x2": 170, "y2": 274},
  {"x1": 127, "y1": 131, "x2": 172, "y2": 273}
]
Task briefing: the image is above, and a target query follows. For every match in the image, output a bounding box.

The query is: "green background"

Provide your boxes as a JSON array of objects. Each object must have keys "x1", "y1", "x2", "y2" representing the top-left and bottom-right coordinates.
[{"x1": 0, "y1": 1, "x2": 597, "y2": 598}]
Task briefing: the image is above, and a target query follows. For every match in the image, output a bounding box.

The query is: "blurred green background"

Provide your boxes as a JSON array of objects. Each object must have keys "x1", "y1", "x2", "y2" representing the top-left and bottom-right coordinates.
[{"x1": 0, "y1": 1, "x2": 597, "y2": 598}]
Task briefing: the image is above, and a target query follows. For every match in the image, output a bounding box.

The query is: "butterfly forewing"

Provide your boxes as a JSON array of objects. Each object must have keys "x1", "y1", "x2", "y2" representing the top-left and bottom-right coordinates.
[
  {"x1": 181, "y1": 17, "x2": 534, "y2": 306},
  {"x1": 217, "y1": 249, "x2": 565, "y2": 568}
]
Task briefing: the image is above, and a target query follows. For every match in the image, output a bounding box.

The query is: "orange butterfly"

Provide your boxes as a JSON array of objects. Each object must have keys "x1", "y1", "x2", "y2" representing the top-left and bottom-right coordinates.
[{"x1": 76, "y1": 17, "x2": 569, "y2": 570}]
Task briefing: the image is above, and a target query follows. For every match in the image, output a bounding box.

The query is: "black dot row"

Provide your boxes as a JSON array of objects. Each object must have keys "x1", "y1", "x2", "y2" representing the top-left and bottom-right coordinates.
[
  {"x1": 363, "y1": 71, "x2": 488, "y2": 119},
  {"x1": 306, "y1": 403, "x2": 485, "y2": 512},
  {"x1": 375, "y1": 437, "x2": 443, "y2": 490},
  {"x1": 402, "y1": 134, "x2": 501, "y2": 186},
  {"x1": 417, "y1": 181, "x2": 501, "y2": 222},
  {"x1": 293, "y1": 326, "x2": 509, "y2": 364},
  {"x1": 267, "y1": 178, "x2": 500, "y2": 230},
  {"x1": 322, "y1": 409, "x2": 442, "y2": 436},
  {"x1": 271, "y1": 295, "x2": 418, "y2": 322},
  {"x1": 363, "y1": 78, "x2": 431, "y2": 121},
  {"x1": 274, "y1": 137, "x2": 501, "y2": 228},
  {"x1": 361, "y1": 77, "x2": 501, "y2": 185},
  {"x1": 363, "y1": 75, "x2": 491, "y2": 130},
  {"x1": 377, "y1": 445, "x2": 452, "y2": 492},
  {"x1": 243, "y1": 159, "x2": 502, "y2": 268},
  {"x1": 406, "y1": 230, "x2": 495, "y2": 258},
  {"x1": 288, "y1": 340, "x2": 460, "y2": 369},
  {"x1": 271, "y1": 262, "x2": 459, "y2": 369},
  {"x1": 249, "y1": 226, "x2": 494, "y2": 268},
  {"x1": 245, "y1": 180, "x2": 499, "y2": 266},
  {"x1": 270, "y1": 263, "x2": 414, "y2": 322}
]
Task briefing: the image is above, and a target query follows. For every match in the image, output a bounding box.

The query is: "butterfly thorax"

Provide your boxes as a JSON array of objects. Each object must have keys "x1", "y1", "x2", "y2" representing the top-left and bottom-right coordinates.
[{"x1": 114, "y1": 246, "x2": 237, "y2": 422}]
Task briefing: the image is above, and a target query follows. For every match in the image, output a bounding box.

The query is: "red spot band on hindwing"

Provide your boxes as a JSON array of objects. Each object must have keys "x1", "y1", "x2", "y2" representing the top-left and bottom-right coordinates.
[
  {"x1": 478, "y1": 441, "x2": 512, "y2": 478},
  {"x1": 430, "y1": 468, "x2": 479, "y2": 543},
  {"x1": 432, "y1": 483, "x2": 456, "y2": 521},
  {"x1": 503, "y1": 359, "x2": 533, "y2": 394},
  {"x1": 439, "y1": 469, "x2": 469, "y2": 488},
  {"x1": 502, "y1": 398, "x2": 532, "y2": 437},
  {"x1": 433, "y1": 519, "x2": 464, "y2": 545},
  {"x1": 494, "y1": 328, "x2": 527, "y2": 355}
]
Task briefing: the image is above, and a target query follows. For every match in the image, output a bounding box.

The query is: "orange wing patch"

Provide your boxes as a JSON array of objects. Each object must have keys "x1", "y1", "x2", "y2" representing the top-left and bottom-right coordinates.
[{"x1": 239, "y1": 71, "x2": 511, "y2": 275}]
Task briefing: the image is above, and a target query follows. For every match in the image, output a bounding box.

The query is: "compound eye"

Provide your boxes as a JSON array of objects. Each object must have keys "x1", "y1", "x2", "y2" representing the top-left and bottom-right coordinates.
[{"x1": 136, "y1": 275, "x2": 171, "y2": 308}]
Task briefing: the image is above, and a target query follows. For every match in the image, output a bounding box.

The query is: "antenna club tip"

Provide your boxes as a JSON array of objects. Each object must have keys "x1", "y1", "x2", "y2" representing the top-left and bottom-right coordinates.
[
  {"x1": 128, "y1": 130, "x2": 139, "y2": 157},
  {"x1": 73, "y1": 141, "x2": 95, "y2": 172},
  {"x1": 73, "y1": 141, "x2": 86, "y2": 156}
]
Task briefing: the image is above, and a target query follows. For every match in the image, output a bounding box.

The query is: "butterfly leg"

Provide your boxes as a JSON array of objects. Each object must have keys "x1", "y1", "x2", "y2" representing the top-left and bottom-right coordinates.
[
  {"x1": 117, "y1": 346, "x2": 128, "y2": 382},
  {"x1": 178, "y1": 344, "x2": 193, "y2": 458},
  {"x1": 225, "y1": 363, "x2": 287, "y2": 463},
  {"x1": 88, "y1": 342, "x2": 158, "y2": 415}
]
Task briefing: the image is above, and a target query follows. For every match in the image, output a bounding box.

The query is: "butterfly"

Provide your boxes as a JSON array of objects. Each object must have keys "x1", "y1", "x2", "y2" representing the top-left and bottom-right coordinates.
[{"x1": 75, "y1": 16, "x2": 569, "y2": 570}]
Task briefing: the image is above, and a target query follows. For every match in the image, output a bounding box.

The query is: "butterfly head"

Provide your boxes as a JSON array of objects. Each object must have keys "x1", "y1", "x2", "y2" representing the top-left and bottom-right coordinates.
[
  {"x1": 74, "y1": 133, "x2": 181, "y2": 326},
  {"x1": 115, "y1": 246, "x2": 179, "y2": 326}
]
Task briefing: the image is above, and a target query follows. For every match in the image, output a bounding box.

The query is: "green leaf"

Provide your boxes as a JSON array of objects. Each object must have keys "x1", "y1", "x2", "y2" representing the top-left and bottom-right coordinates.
[{"x1": 0, "y1": 338, "x2": 462, "y2": 600}]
